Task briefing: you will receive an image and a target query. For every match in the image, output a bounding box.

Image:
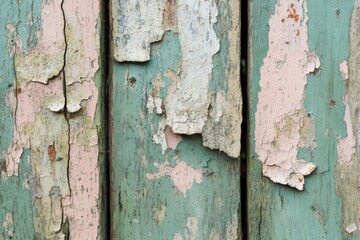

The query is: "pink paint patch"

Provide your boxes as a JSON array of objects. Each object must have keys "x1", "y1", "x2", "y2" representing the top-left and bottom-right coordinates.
[
  {"x1": 164, "y1": 126, "x2": 182, "y2": 149},
  {"x1": 4, "y1": 77, "x2": 64, "y2": 176},
  {"x1": 40, "y1": 0, "x2": 65, "y2": 54},
  {"x1": 337, "y1": 96, "x2": 355, "y2": 164},
  {"x1": 146, "y1": 158, "x2": 203, "y2": 194},
  {"x1": 340, "y1": 60, "x2": 349, "y2": 80},
  {"x1": 255, "y1": 0, "x2": 317, "y2": 190},
  {"x1": 63, "y1": 141, "x2": 100, "y2": 240}
]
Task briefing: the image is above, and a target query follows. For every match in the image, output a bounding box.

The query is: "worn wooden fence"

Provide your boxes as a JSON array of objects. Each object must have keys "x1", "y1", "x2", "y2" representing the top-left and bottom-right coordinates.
[{"x1": 1, "y1": 0, "x2": 360, "y2": 239}]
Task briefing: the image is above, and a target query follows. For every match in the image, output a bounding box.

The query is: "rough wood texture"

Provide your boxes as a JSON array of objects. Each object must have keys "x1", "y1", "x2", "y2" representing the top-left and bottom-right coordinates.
[
  {"x1": 112, "y1": 0, "x2": 242, "y2": 158},
  {"x1": 110, "y1": 0, "x2": 241, "y2": 239},
  {"x1": 249, "y1": 0, "x2": 360, "y2": 238},
  {"x1": 0, "y1": 0, "x2": 106, "y2": 239}
]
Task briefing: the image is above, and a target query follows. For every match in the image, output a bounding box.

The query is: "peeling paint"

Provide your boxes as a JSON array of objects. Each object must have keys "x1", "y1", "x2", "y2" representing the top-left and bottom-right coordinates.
[
  {"x1": 337, "y1": 95, "x2": 355, "y2": 164},
  {"x1": 335, "y1": 0, "x2": 360, "y2": 235},
  {"x1": 112, "y1": 0, "x2": 164, "y2": 62},
  {"x1": 165, "y1": 0, "x2": 220, "y2": 135},
  {"x1": 2, "y1": 0, "x2": 102, "y2": 238},
  {"x1": 15, "y1": 0, "x2": 65, "y2": 84},
  {"x1": 111, "y1": 2, "x2": 241, "y2": 238},
  {"x1": 163, "y1": 0, "x2": 241, "y2": 158},
  {"x1": 117, "y1": 0, "x2": 242, "y2": 158},
  {"x1": 203, "y1": 0, "x2": 242, "y2": 158},
  {"x1": 146, "y1": 158, "x2": 204, "y2": 195},
  {"x1": 61, "y1": 0, "x2": 101, "y2": 238},
  {"x1": 255, "y1": 0, "x2": 317, "y2": 190},
  {"x1": 147, "y1": 95, "x2": 163, "y2": 115}
]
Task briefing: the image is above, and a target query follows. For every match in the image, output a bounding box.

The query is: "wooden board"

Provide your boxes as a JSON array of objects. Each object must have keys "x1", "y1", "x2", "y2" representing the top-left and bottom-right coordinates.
[
  {"x1": 110, "y1": 0, "x2": 242, "y2": 239},
  {"x1": 249, "y1": 0, "x2": 360, "y2": 239},
  {"x1": 0, "y1": 0, "x2": 106, "y2": 239}
]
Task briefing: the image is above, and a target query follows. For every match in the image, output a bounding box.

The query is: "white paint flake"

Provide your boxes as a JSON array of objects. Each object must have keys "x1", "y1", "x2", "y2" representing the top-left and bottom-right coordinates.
[
  {"x1": 112, "y1": 0, "x2": 164, "y2": 62},
  {"x1": 165, "y1": 0, "x2": 220, "y2": 134},
  {"x1": 346, "y1": 223, "x2": 357, "y2": 233}
]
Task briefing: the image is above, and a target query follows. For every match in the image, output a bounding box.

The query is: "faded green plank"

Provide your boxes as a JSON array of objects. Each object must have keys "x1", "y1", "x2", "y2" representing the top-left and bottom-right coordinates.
[
  {"x1": 0, "y1": 0, "x2": 106, "y2": 239},
  {"x1": 110, "y1": 0, "x2": 242, "y2": 239},
  {"x1": 249, "y1": 0, "x2": 358, "y2": 239}
]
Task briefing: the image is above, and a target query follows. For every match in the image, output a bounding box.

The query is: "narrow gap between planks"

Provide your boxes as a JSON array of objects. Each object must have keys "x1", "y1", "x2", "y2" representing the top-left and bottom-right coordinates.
[
  {"x1": 240, "y1": 0, "x2": 249, "y2": 239},
  {"x1": 101, "y1": 0, "x2": 111, "y2": 238}
]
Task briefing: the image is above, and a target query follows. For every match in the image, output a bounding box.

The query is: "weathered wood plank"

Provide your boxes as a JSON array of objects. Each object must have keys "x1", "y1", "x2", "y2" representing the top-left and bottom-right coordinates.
[
  {"x1": 110, "y1": 0, "x2": 242, "y2": 239},
  {"x1": 0, "y1": 0, "x2": 106, "y2": 239},
  {"x1": 249, "y1": 0, "x2": 358, "y2": 239}
]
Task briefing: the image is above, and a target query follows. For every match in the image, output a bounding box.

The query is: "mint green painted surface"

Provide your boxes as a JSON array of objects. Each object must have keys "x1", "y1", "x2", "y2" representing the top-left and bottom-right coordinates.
[
  {"x1": 0, "y1": 150, "x2": 36, "y2": 239},
  {"x1": 249, "y1": 0, "x2": 356, "y2": 239},
  {"x1": 110, "y1": 30, "x2": 241, "y2": 239}
]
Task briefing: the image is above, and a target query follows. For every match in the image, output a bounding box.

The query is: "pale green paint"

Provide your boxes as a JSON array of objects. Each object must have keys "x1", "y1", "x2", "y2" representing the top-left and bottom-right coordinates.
[
  {"x1": 111, "y1": 30, "x2": 241, "y2": 239},
  {"x1": 249, "y1": 0, "x2": 356, "y2": 239},
  {"x1": 0, "y1": 150, "x2": 36, "y2": 239}
]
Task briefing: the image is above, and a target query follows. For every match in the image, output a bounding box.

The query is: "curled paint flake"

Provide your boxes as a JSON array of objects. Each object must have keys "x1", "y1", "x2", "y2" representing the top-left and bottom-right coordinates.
[{"x1": 48, "y1": 97, "x2": 65, "y2": 112}]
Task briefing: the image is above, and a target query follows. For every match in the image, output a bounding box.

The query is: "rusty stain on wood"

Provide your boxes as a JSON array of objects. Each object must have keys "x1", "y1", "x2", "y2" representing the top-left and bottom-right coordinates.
[{"x1": 48, "y1": 144, "x2": 56, "y2": 161}]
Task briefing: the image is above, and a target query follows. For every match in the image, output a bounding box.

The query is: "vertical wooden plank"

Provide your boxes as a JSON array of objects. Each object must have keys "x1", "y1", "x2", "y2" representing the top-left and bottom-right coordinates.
[
  {"x1": 110, "y1": 0, "x2": 242, "y2": 239},
  {"x1": 249, "y1": 0, "x2": 358, "y2": 239},
  {"x1": 0, "y1": 0, "x2": 106, "y2": 239}
]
